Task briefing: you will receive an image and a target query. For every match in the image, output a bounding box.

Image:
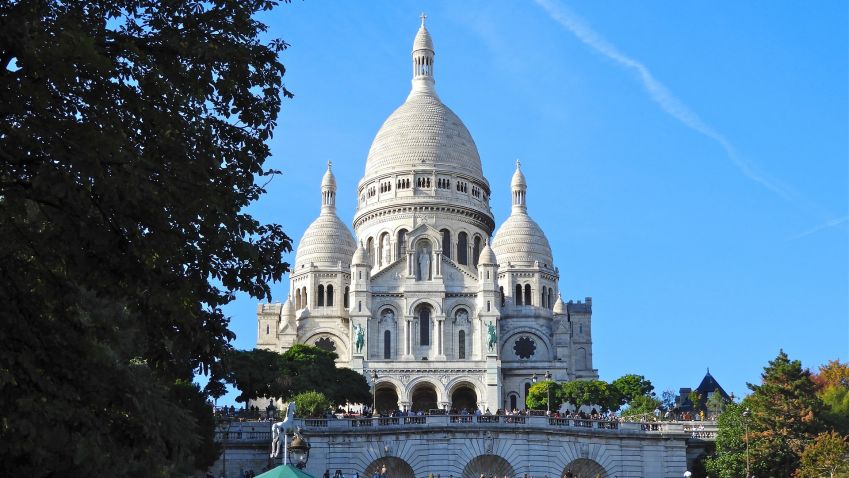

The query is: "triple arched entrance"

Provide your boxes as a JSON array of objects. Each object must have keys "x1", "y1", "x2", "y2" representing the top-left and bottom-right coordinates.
[{"x1": 373, "y1": 381, "x2": 480, "y2": 413}]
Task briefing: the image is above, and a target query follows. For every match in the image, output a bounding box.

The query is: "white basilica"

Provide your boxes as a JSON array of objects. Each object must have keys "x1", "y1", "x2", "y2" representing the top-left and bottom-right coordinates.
[{"x1": 256, "y1": 17, "x2": 597, "y2": 414}]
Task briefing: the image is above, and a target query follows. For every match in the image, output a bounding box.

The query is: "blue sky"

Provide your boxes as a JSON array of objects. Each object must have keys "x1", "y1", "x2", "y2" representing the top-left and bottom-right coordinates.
[{"x1": 213, "y1": 1, "x2": 848, "y2": 405}]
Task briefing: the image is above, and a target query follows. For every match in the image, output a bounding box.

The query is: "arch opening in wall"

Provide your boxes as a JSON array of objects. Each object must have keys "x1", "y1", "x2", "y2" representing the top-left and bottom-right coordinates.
[
  {"x1": 366, "y1": 237, "x2": 375, "y2": 267},
  {"x1": 462, "y1": 455, "x2": 515, "y2": 478},
  {"x1": 472, "y1": 235, "x2": 481, "y2": 267},
  {"x1": 317, "y1": 285, "x2": 325, "y2": 307},
  {"x1": 576, "y1": 347, "x2": 587, "y2": 370},
  {"x1": 410, "y1": 382, "x2": 438, "y2": 413},
  {"x1": 344, "y1": 286, "x2": 349, "y2": 308},
  {"x1": 499, "y1": 286, "x2": 505, "y2": 306},
  {"x1": 524, "y1": 284, "x2": 532, "y2": 306},
  {"x1": 417, "y1": 304, "x2": 431, "y2": 346},
  {"x1": 383, "y1": 330, "x2": 391, "y2": 359},
  {"x1": 450, "y1": 384, "x2": 477, "y2": 412},
  {"x1": 457, "y1": 232, "x2": 468, "y2": 265},
  {"x1": 509, "y1": 394, "x2": 518, "y2": 411},
  {"x1": 295, "y1": 289, "x2": 302, "y2": 309},
  {"x1": 562, "y1": 458, "x2": 608, "y2": 478},
  {"x1": 378, "y1": 232, "x2": 391, "y2": 267},
  {"x1": 326, "y1": 284, "x2": 334, "y2": 307},
  {"x1": 396, "y1": 229, "x2": 408, "y2": 259},
  {"x1": 374, "y1": 383, "x2": 399, "y2": 414},
  {"x1": 365, "y1": 457, "x2": 414, "y2": 478},
  {"x1": 302, "y1": 287, "x2": 307, "y2": 308},
  {"x1": 458, "y1": 330, "x2": 466, "y2": 359},
  {"x1": 515, "y1": 284, "x2": 522, "y2": 305},
  {"x1": 441, "y1": 228, "x2": 451, "y2": 259}
]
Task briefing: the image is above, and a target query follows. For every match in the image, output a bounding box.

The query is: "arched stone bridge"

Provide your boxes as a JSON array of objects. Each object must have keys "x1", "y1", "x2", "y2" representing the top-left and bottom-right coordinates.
[{"x1": 209, "y1": 417, "x2": 717, "y2": 478}]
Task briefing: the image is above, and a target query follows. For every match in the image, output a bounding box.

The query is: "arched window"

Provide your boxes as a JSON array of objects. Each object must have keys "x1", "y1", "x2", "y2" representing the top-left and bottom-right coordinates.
[
  {"x1": 441, "y1": 229, "x2": 451, "y2": 259},
  {"x1": 317, "y1": 285, "x2": 325, "y2": 306},
  {"x1": 302, "y1": 287, "x2": 307, "y2": 308},
  {"x1": 457, "y1": 232, "x2": 468, "y2": 265},
  {"x1": 500, "y1": 286, "x2": 505, "y2": 306},
  {"x1": 510, "y1": 395, "x2": 517, "y2": 411},
  {"x1": 548, "y1": 288, "x2": 553, "y2": 309},
  {"x1": 397, "y1": 229, "x2": 408, "y2": 259},
  {"x1": 419, "y1": 306, "x2": 430, "y2": 346},
  {"x1": 366, "y1": 237, "x2": 374, "y2": 267},
  {"x1": 524, "y1": 284, "x2": 532, "y2": 306},
  {"x1": 458, "y1": 330, "x2": 466, "y2": 359},
  {"x1": 384, "y1": 330, "x2": 391, "y2": 359},
  {"x1": 515, "y1": 284, "x2": 523, "y2": 306},
  {"x1": 344, "y1": 286, "x2": 350, "y2": 308},
  {"x1": 295, "y1": 289, "x2": 302, "y2": 309},
  {"x1": 326, "y1": 285, "x2": 334, "y2": 307},
  {"x1": 473, "y1": 235, "x2": 481, "y2": 267}
]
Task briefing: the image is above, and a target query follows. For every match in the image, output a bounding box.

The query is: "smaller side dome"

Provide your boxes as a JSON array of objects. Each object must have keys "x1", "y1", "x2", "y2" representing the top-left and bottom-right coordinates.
[
  {"x1": 553, "y1": 295, "x2": 566, "y2": 315},
  {"x1": 279, "y1": 299, "x2": 295, "y2": 333},
  {"x1": 477, "y1": 241, "x2": 497, "y2": 266},
  {"x1": 352, "y1": 241, "x2": 369, "y2": 266},
  {"x1": 413, "y1": 13, "x2": 433, "y2": 52}
]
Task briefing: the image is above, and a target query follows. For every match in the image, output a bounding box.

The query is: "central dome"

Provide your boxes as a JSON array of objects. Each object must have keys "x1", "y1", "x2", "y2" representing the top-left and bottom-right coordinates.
[{"x1": 363, "y1": 93, "x2": 484, "y2": 180}]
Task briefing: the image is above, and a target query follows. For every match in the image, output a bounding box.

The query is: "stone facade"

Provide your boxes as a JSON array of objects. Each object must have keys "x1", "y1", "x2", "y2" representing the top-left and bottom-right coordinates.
[{"x1": 255, "y1": 17, "x2": 598, "y2": 413}]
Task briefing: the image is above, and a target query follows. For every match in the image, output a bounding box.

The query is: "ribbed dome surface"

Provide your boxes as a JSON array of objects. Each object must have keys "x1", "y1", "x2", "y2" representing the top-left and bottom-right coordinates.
[
  {"x1": 492, "y1": 212, "x2": 554, "y2": 269},
  {"x1": 478, "y1": 242, "x2": 497, "y2": 266},
  {"x1": 553, "y1": 295, "x2": 566, "y2": 315},
  {"x1": 413, "y1": 25, "x2": 433, "y2": 52},
  {"x1": 363, "y1": 94, "x2": 484, "y2": 181},
  {"x1": 294, "y1": 213, "x2": 356, "y2": 270}
]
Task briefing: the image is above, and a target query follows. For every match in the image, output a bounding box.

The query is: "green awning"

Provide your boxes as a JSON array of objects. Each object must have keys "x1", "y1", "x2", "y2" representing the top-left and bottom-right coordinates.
[{"x1": 255, "y1": 464, "x2": 316, "y2": 478}]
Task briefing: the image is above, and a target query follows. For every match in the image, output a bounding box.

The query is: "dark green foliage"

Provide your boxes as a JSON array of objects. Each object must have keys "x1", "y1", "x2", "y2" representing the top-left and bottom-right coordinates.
[
  {"x1": 620, "y1": 394, "x2": 661, "y2": 418},
  {"x1": 526, "y1": 380, "x2": 559, "y2": 410},
  {"x1": 0, "y1": 1, "x2": 292, "y2": 476},
  {"x1": 611, "y1": 374, "x2": 654, "y2": 407},
  {"x1": 292, "y1": 391, "x2": 332, "y2": 418},
  {"x1": 706, "y1": 351, "x2": 829, "y2": 478},
  {"x1": 225, "y1": 345, "x2": 371, "y2": 406},
  {"x1": 561, "y1": 379, "x2": 620, "y2": 412}
]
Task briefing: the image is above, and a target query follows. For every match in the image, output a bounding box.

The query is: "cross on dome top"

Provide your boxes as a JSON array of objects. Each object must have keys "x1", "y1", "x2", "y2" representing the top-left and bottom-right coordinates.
[{"x1": 420, "y1": 12, "x2": 427, "y2": 27}]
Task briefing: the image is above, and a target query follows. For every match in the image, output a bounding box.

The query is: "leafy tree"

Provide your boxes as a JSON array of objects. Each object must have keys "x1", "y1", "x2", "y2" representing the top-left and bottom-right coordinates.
[
  {"x1": 224, "y1": 345, "x2": 371, "y2": 406},
  {"x1": 527, "y1": 380, "x2": 560, "y2": 410},
  {"x1": 660, "y1": 389, "x2": 677, "y2": 412},
  {"x1": 620, "y1": 395, "x2": 662, "y2": 418},
  {"x1": 705, "y1": 402, "x2": 749, "y2": 478},
  {"x1": 745, "y1": 350, "x2": 826, "y2": 477},
  {"x1": 611, "y1": 374, "x2": 654, "y2": 407},
  {"x1": 706, "y1": 389, "x2": 728, "y2": 417},
  {"x1": 560, "y1": 380, "x2": 619, "y2": 413},
  {"x1": 813, "y1": 360, "x2": 849, "y2": 389},
  {"x1": 814, "y1": 360, "x2": 849, "y2": 435},
  {"x1": 794, "y1": 431, "x2": 849, "y2": 478},
  {"x1": 292, "y1": 391, "x2": 332, "y2": 418},
  {"x1": 688, "y1": 390, "x2": 705, "y2": 414},
  {"x1": 0, "y1": 1, "x2": 293, "y2": 475}
]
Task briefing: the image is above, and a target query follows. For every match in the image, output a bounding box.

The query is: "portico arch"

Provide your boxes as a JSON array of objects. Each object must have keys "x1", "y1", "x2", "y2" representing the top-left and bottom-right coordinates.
[
  {"x1": 562, "y1": 458, "x2": 608, "y2": 478},
  {"x1": 462, "y1": 455, "x2": 514, "y2": 478},
  {"x1": 365, "y1": 457, "x2": 415, "y2": 478},
  {"x1": 450, "y1": 385, "x2": 477, "y2": 412},
  {"x1": 409, "y1": 380, "x2": 440, "y2": 413},
  {"x1": 374, "y1": 383, "x2": 400, "y2": 414}
]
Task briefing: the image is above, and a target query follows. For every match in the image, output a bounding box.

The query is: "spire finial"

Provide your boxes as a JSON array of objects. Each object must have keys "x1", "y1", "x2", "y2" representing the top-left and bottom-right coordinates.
[
  {"x1": 516, "y1": 159, "x2": 521, "y2": 170},
  {"x1": 420, "y1": 12, "x2": 427, "y2": 27},
  {"x1": 327, "y1": 160, "x2": 332, "y2": 171}
]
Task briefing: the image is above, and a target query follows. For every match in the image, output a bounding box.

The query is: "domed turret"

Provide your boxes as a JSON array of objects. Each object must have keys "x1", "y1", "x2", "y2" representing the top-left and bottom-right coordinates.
[
  {"x1": 279, "y1": 298, "x2": 295, "y2": 333},
  {"x1": 492, "y1": 161, "x2": 554, "y2": 269},
  {"x1": 553, "y1": 295, "x2": 566, "y2": 315},
  {"x1": 477, "y1": 241, "x2": 498, "y2": 266},
  {"x1": 294, "y1": 163, "x2": 356, "y2": 269},
  {"x1": 351, "y1": 241, "x2": 369, "y2": 266}
]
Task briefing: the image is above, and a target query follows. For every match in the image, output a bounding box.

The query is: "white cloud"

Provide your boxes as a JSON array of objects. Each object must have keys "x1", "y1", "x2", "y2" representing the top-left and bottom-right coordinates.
[
  {"x1": 534, "y1": 0, "x2": 796, "y2": 201},
  {"x1": 789, "y1": 215, "x2": 849, "y2": 240}
]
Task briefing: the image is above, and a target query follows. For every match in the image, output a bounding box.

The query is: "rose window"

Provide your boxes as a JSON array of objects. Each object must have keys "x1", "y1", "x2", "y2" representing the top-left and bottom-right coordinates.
[
  {"x1": 513, "y1": 336, "x2": 536, "y2": 359},
  {"x1": 315, "y1": 337, "x2": 336, "y2": 352}
]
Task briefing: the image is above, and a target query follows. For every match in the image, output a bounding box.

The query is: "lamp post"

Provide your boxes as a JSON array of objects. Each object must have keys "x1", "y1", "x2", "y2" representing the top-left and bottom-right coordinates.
[
  {"x1": 287, "y1": 434, "x2": 311, "y2": 469},
  {"x1": 217, "y1": 417, "x2": 232, "y2": 478},
  {"x1": 742, "y1": 407, "x2": 750, "y2": 478},
  {"x1": 370, "y1": 370, "x2": 378, "y2": 416}
]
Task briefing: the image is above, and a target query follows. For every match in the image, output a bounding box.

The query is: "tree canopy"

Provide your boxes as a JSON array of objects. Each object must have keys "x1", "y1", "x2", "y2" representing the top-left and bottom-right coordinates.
[
  {"x1": 224, "y1": 345, "x2": 372, "y2": 406},
  {"x1": 0, "y1": 1, "x2": 292, "y2": 476},
  {"x1": 706, "y1": 351, "x2": 839, "y2": 478}
]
